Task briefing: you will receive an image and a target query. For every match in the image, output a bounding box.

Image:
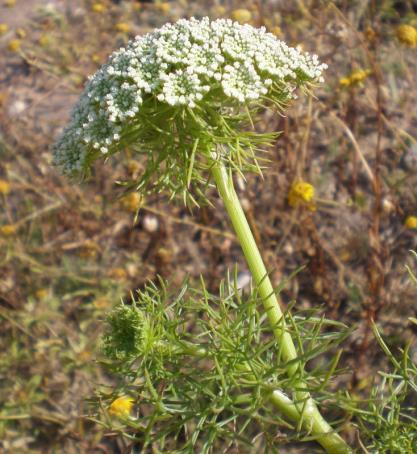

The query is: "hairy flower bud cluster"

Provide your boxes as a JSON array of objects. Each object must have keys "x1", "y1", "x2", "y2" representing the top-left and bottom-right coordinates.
[{"x1": 53, "y1": 17, "x2": 327, "y2": 176}]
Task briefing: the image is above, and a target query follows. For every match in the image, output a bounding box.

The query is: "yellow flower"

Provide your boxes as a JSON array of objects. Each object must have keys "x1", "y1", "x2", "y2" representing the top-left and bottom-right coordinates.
[
  {"x1": 231, "y1": 9, "x2": 252, "y2": 24},
  {"x1": 8, "y1": 39, "x2": 21, "y2": 52},
  {"x1": 92, "y1": 2, "x2": 106, "y2": 13},
  {"x1": 395, "y1": 24, "x2": 417, "y2": 48},
  {"x1": 39, "y1": 34, "x2": 51, "y2": 47},
  {"x1": 213, "y1": 5, "x2": 226, "y2": 17},
  {"x1": 78, "y1": 349, "x2": 92, "y2": 362},
  {"x1": 35, "y1": 288, "x2": 49, "y2": 300},
  {"x1": 0, "y1": 23, "x2": 9, "y2": 35},
  {"x1": 288, "y1": 180, "x2": 315, "y2": 208},
  {"x1": 0, "y1": 179, "x2": 11, "y2": 195},
  {"x1": 155, "y1": 2, "x2": 170, "y2": 14},
  {"x1": 16, "y1": 28, "x2": 26, "y2": 38},
  {"x1": 364, "y1": 26, "x2": 377, "y2": 43},
  {"x1": 126, "y1": 159, "x2": 141, "y2": 177},
  {"x1": 79, "y1": 240, "x2": 99, "y2": 259},
  {"x1": 339, "y1": 69, "x2": 371, "y2": 88},
  {"x1": 121, "y1": 192, "x2": 143, "y2": 212},
  {"x1": 405, "y1": 215, "x2": 417, "y2": 229},
  {"x1": 350, "y1": 69, "x2": 371, "y2": 84},
  {"x1": 0, "y1": 224, "x2": 17, "y2": 236},
  {"x1": 92, "y1": 297, "x2": 111, "y2": 310},
  {"x1": 115, "y1": 22, "x2": 130, "y2": 33},
  {"x1": 270, "y1": 26, "x2": 282, "y2": 38},
  {"x1": 108, "y1": 267, "x2": 127, "y2": 281},
  {"x1": 92, "y1": 54, "x2": 101, "y2": 64},
  {"x1": 4, "y1": 0, "x2": 16, "y2": 7},
  {"x1": 109, "y1": 396, "x2": 134, "y2": 418},
  {"x1": 339, "y1": 77, "x2": 351, "y2": 87}
]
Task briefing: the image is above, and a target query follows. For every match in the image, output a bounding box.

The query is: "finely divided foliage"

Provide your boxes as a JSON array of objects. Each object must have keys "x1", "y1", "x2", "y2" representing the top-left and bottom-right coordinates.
[
  {"x1": 101, "y1": 278, "x2": 351, "y2": 451},
  {"x1": 53, "y1": 17, "x2": 326, "y2": 200}
]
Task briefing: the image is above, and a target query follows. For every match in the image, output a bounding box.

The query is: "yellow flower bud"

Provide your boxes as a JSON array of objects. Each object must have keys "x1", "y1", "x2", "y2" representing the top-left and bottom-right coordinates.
[
  {"x1": 405, "y1": 215, "x2": 417, "y2": 229},
  {"x1": 231, "y1": 9, "x2": 252, "y2": 24},
  {"x1": 213, "y1": 6, "x2": 226, "y2": 17},
  {"x1": 16, "y1": 28, "x2": 26, "y2": 38},
  {"x1": 396, "y1": 24, "x2": 417, "y2": 48},
  {"x1": 126, "y1": 159, "x2": 141, "y2": 177},
  {"x1": 339, "y1": 69, "x2": 371, "y2": 88},
  {"x1": 339, "y1": 77, "x2": 351, "y2": 87},
  {"x1": 121, "y1": 192, "x2": 143, "y2": 213},
  {"x1": 364, "y1": 26, "x2": 377, "y2": 43},
  {"x1": 8, "y1": 39, "x2": 21, "y2": 52},
  {"x1": 93, "y1": 297, "x2": 111, "y2": 310},
  {"x1": 349, "y1": 69, "x2": 371, "y2": 84},
  {"x1": 155, "y1": 2, "x2": 170, "y2": 14},
  {"x1": 92, "y1": 54, "x2": 101, "y2": 64},
  {"x1": 270, "y1": 26, "x2": 282, "y2": 38},
  {"x1": 78, "y1": 349, "x2": 92, "y2": 362},
  {"x1": 288, "y1": 180, "x2": 315, "y2": 208},
  {"x1": 0, "y1": 179, "x2": 11, "y2": 195},
  {"x1": 78, "y1": 240, "x2": 99, "y2": 259},
  {"x1": 35, "y1": 288, "x2": 49, "y2": 300},
  {"x1": 39, "y1": 34, "x2": 51, "y2": 47},
  {"x1": 115, "y1": 22, "x2": 130, "y2": 34},
  {"x1": 0, "y1": 23, "x2": 9, "y2": 35},
  {"x1": 92, "y1": 3, "x2": 106, "y2": 13},
  {"x1": 109, "y1": 396, "x2": 134, "y2": 418},
  {"x1": 108, "y1": 267, "x2": 127, "y2": 281},
  {"x1": 0, "y1": 224, "x2": 17, "y2": 236}
]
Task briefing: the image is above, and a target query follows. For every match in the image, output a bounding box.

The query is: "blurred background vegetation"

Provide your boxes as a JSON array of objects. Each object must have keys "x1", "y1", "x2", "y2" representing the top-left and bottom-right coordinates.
[{"x1": 0, "y1": 0, "x2": 416, "y2": 452}]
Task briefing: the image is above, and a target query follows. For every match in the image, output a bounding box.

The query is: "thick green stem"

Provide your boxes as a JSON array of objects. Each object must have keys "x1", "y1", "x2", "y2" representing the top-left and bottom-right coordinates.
[
  {"x1": 270, "y1": 391, "x2": 349, "y2": 453},
  {"x1": 212, "y1": 163, "x2": 297, "y2": 368},
  {"x1": 211, "y1": 162, "x2": 350, "y2": 454}
]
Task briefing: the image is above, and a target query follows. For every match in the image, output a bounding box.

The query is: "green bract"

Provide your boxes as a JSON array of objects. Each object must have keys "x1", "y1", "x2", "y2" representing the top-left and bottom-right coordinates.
[
  {"x1": 53, "y1": 17, "x2": 326, "y2": 201},
  {"x1": 102, "y1": 303, "x2": 146, "y2": 361}
]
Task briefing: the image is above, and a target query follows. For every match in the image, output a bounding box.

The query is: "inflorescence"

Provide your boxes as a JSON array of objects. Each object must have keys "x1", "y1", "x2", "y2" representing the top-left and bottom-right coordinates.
[{"x1": 53, "y1": 17, "x2": 327, "y2": 196}]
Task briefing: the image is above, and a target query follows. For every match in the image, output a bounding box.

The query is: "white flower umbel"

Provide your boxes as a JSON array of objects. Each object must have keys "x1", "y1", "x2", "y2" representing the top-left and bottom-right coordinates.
[{"x1": 53, "y1": 17, "x2": 327, "y2": 199}]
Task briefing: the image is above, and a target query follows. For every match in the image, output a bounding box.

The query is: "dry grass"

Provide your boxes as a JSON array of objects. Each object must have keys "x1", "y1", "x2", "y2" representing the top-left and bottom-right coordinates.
[{"x1": 0, "y1": 0, "x2": 416, "y2": 452}]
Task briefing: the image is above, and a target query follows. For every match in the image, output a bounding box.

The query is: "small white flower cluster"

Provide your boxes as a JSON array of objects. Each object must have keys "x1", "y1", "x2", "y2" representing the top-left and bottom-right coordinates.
[
  {"x1": 157, "y1": 69, "x2": 209, "y2": 107},
  {"x1": 53, "y1": 17, "x2": 327, "y2": 175},
  {"x1": 222, "y1": 62, "x2": 272, "y2": 102}
]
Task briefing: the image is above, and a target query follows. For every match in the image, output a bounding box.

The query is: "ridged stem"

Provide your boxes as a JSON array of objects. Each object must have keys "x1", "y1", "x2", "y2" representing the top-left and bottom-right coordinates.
[{"x1": 211, "y1": 162, "x2": 350, "y2": 454}]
